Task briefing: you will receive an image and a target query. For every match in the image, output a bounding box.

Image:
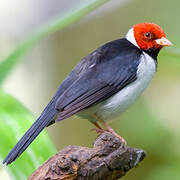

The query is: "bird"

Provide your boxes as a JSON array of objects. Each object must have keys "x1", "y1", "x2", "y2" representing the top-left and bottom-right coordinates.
[{"x1": 3, "y1": 22, "x2": 172, "y2": 165}]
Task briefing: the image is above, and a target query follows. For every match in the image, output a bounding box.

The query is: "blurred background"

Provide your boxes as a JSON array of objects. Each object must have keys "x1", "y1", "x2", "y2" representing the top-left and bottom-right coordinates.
[{"x1": 0, "y1": 0, "x2": 180, "y2": 179}]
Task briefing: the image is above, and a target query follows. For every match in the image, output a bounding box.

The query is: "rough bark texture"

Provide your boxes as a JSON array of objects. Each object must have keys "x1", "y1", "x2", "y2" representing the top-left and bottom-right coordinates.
[{"x1": 28, "y1": 132, "x2": 146, "y2": 180}]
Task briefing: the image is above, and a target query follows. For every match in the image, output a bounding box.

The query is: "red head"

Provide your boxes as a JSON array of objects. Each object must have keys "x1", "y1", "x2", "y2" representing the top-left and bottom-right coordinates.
[{"x1": 133, "y1": 22, "x2": 172, "y2": 51}]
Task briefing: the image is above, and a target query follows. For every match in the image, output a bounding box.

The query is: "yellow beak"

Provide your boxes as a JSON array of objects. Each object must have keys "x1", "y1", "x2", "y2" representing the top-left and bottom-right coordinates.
[{"x1": 155, "y1": 37, "x2": 173, "y2": 47}]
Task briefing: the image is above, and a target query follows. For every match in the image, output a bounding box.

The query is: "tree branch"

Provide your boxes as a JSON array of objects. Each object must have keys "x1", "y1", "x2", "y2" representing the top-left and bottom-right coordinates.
[{"x1": 28, "y1": 132, "x2": 146, "y2": 180}]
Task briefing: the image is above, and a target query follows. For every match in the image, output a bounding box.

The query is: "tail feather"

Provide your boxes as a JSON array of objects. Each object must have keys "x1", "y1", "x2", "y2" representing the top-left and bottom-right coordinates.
[{"x1": 3, "y1": 99, "x2": 58, "y2": 165}]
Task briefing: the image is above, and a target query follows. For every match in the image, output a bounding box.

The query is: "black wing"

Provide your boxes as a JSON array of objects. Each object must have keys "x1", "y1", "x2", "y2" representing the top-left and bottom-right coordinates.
[{"x1": 56, "y1": 38, "x2": 142, "y2": 120}]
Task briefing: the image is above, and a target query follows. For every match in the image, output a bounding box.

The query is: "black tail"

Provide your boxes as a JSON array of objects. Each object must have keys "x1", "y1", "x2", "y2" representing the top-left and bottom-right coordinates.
[{"x1": 3, "y1": 99, "x2": 58, "y2": 165}]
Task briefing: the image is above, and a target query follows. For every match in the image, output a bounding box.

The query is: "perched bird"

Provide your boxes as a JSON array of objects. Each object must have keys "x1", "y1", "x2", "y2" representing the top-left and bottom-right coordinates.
[{"x1": 3, "y1": 22, "x2": 172, "y2": 165}]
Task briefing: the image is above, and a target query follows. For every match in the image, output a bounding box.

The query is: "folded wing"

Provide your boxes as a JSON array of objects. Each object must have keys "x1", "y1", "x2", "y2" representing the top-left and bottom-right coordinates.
[{"x1": 55, "y1": 39, "x2": 142, "y2": 120}]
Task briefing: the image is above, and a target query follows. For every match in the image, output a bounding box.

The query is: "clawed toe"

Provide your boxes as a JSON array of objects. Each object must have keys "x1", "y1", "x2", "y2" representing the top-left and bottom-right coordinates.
[
  {"x1": 91, "y1": 128, "x2": 105, "y2": 134},
  {"x1": 106, "y1": 127, "x2": 127, "y2": 145},
  {"x1": 92, "y1": 114, "x2": 127, "y2": 145}
]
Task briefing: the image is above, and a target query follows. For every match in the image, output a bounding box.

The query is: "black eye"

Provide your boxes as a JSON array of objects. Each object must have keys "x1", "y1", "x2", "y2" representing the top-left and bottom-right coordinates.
[{"x1": 144, "y1": 32, "x2": 151, "y2": 39}]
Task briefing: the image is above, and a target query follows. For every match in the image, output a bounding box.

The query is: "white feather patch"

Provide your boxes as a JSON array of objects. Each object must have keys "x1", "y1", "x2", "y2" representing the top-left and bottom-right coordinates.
[
  {"x1": 126, "y1": 28, "x2": 139, "y2": 48},
  {"x1": 78, "y1": 52, "x2": 156, "y2": 122},
  {"x1": 97, "y1": 52, "x2": 156, "y2": 120}
]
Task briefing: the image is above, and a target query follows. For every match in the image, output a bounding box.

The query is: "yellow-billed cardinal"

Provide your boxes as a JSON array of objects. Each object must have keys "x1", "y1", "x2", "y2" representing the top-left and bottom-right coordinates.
[{"x1": 3, "y1": 22, "x2": 172, "y2": 165}]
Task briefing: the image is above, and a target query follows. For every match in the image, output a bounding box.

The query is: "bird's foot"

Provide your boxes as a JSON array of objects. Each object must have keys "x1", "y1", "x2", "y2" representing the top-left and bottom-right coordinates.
[
  {"x1": 93, "y1": 113, "x2": 127, "y2": 145},
  {"x1": 91, "y1": 128, "x2": 105, "y2": 134},
  {"x1": 92, "y1": 122, "x2": 105, "y2": 134},
  {"x1": 106, "y1": 127, "x2": 127, "y2": 145},
  {"x1": 92, "y1": 127, "x2": 127, "y2": 145}
]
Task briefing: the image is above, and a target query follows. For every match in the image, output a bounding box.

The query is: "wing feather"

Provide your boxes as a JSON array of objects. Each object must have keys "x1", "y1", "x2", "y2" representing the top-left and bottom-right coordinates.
[{"x1": 55, "y1": 38, "x2": 142, "y2": 121}]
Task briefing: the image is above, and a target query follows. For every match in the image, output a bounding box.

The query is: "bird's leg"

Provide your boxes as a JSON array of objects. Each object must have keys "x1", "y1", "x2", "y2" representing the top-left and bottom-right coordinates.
[
  {"x1": 94, "y1": 113, "x2": 126, "y2": 144},
  {"x1": 92, "y1": 121, "x2": 102, "y2": 129},
  {"x1": 92, "y1": 122, "x2": 105, "y2": 134}
]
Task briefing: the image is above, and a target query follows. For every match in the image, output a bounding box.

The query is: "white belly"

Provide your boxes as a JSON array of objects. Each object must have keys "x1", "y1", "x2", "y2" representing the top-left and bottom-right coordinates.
[
  {"x1": 78, "y1": 52, "x2": 156, "y2": 122},
  {"x1": 97, "y1": 52, "x2": 156, "y2": 120}
]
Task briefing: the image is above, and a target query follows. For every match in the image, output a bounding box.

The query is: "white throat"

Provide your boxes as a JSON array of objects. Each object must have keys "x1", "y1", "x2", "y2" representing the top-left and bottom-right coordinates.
[{"x1": 126, "y1": 28, "x2": 139, "y2": 48}]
